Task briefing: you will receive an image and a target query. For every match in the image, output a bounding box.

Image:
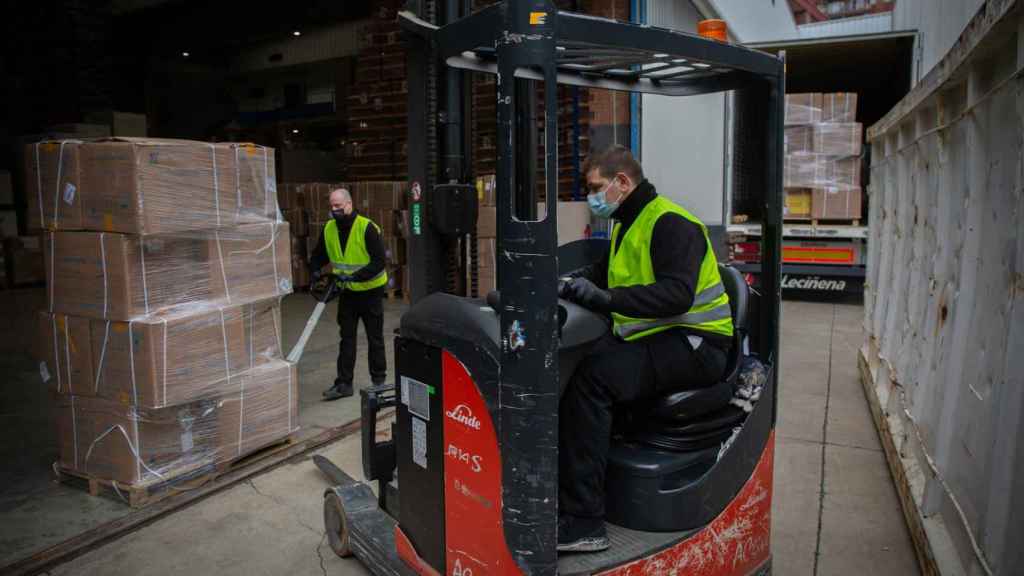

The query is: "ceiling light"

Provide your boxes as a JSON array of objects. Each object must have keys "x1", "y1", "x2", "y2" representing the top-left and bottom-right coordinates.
[
  {"x1": 292, "y1": 129, "x2": 300, "y2": 134},
  {"x1": 293, "y1": 30, "x2": 301, "y2": 37},
  {"x1": 182, "y1": 51, "x2": 190, "y2": 57}
]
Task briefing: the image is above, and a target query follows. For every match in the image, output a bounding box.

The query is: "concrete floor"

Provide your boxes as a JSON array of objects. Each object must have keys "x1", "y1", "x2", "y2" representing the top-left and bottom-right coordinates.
[{"x1": 1, "y1": 295, "x2": 920, "y2": 575}]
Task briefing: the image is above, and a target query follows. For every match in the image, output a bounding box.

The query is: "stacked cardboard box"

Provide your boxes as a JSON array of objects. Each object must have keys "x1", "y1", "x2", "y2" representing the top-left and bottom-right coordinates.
[
  {"x1": 30, "y1": 137, "x2": 297, "y2": 492},
  {"x1": 783, "y1": 93, "x2": 863, "y2": 221},
  {"x1": 285, "y1": 181, "x2": 408, "y2": 296}
]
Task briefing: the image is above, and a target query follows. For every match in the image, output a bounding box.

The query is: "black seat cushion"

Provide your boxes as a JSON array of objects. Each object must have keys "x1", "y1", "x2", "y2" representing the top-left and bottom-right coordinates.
[{"x1": 650, "y1": 379, "x2": 734, "y2": 422}]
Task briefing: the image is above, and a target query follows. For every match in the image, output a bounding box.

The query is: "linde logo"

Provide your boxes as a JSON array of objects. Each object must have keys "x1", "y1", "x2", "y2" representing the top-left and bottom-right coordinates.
[
  {"x1": 446, "y1": 404, "x2": 481, "y2": 430},
  {"x1": 781, "y1": 275, "x2": 847, "y2": 292}
]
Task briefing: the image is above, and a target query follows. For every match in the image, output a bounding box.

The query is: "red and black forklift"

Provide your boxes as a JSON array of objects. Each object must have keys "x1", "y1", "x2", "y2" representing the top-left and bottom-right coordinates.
[{"x1": 315, "y1": 1, "x2": 784, "y2": 574}]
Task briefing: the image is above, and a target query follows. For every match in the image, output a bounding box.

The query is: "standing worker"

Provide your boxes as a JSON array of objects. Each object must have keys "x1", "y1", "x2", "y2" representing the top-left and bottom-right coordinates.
[
  {"x1": 309, "y1": 187, "x2": 389, "y2": 401},
  {"x1": 556, "y1": 146, "x2": 733, "y2": 552}
]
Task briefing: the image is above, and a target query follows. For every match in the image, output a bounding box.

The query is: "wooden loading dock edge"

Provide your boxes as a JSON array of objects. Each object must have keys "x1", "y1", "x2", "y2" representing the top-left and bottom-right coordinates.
[{"x1": 1, "y1": 414, "x2": 390, "y2": 576}]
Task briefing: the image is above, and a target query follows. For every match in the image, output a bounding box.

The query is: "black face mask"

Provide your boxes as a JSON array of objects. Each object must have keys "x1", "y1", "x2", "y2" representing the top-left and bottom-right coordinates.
[{"x1": 331, "y1": 209, "x2": 354, "y2": 223}]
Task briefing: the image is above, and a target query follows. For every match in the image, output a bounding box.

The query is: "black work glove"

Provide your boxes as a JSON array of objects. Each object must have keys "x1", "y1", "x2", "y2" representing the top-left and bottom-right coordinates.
[
  {"x1": 562, "y1": 277, "x2": 612, "y2": 311},
  {"x1": 311, "y1": 269, "x2": 323, "y2": 283}
]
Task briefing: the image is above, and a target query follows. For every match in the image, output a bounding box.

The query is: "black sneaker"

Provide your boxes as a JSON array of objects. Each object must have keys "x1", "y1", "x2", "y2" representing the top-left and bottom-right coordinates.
[
  {"x1": 557, "y1": 515, "x2": 609, "y2": 553},
  {"x1": 323, "y1": 383, "x2": 354, "y2": 401}
]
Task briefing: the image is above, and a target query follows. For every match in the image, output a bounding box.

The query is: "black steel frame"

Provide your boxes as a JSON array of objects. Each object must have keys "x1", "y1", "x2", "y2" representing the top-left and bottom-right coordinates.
[{"x1": 395, "y1": 1, "x2": 784, "y2": 573}]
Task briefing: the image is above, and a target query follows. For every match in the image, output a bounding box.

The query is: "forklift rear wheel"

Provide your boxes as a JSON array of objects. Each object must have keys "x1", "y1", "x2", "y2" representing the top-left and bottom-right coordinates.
[{"x1": 323, "y1": 491, "x2": 352, "y2": 557}]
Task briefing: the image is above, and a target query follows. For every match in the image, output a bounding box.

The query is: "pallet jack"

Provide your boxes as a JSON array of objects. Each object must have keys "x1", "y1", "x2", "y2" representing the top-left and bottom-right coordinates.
[{"x1": 315, "y1": 1, "x2": 785, "y2": 574}]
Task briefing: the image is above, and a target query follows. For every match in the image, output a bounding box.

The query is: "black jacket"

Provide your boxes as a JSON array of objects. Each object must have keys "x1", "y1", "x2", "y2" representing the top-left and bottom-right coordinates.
[
  {"x1": 576, "y1": 180, "x2": 731, "y2": 348},
  {"x1": 309, "y1": 212, "x2": 387, "y2": 297}
]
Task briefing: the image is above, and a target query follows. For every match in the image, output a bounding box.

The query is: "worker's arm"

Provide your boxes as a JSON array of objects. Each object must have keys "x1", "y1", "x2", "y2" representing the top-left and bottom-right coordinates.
[
  {"x1": 607, "y1": 214, "x2": 704, "y2": 317},
  {"x1": 309, "y1": 231, "x2": 329, "y2": 275},
  {"x1": 348, "y1": 224, "x2": 387, "y2": 282}
]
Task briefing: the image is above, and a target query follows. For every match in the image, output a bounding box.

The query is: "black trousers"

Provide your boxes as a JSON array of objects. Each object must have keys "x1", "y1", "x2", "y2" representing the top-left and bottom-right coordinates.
[
  {"x1": 336, "y1": 290, "x2": 387, "y2": 387},
  {"x1": 558, "y1": 328, "x2": 729, "y2": 519}
]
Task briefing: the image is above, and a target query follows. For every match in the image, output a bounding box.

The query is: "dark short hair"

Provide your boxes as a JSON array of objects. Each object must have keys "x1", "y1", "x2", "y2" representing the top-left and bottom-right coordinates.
[{"x1": 583, "y1": 145, "x2": 644, "y2": 183}]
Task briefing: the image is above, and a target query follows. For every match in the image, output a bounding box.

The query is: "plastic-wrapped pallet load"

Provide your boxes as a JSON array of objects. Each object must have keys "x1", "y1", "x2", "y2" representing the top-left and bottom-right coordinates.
[
  {"x1": 38, "y1": 299, "x2": 283, "y2": 408},
  {"x1": 29, "y1": 137, "x2": 301, "y2": 498},
  {"x1": 43, "y1": 222, "x2": 291, "y2": 320},
  {"x1": 53, "y1": 360, "x2": 298, "y2": 486},
  {"x1": 25, "y1": 138, "x2": 278, "y2": 233}
]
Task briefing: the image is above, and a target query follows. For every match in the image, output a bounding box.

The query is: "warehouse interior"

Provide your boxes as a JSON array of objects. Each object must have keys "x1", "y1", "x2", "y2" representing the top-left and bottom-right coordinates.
[
  {"x1": 0, "y1": 0, "x2": 629, "y2": 570},
  {"x1": 7, "y1": 0, "x2": 1006, "y2": 574}
]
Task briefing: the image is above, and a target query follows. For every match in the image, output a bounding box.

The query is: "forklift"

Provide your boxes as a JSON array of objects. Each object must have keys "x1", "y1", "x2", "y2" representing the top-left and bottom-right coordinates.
[{"x1": 315, "y1": 1, "x2": 784, "y2": 574}]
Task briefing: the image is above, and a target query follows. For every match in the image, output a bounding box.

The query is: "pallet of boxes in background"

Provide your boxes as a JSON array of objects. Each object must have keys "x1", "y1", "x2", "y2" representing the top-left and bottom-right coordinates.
[
  {"x1": 26, "y1": 137, "x2": 299, "y2": 508},
  {"x1": 783, "y1": 93, "x2": 864, "y2": 225}
]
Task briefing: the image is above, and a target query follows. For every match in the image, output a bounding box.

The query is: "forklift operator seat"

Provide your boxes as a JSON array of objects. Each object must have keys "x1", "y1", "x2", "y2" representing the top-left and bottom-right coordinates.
[{"x1": 647, "y1": 265, "x2": 748, "y2": 423}]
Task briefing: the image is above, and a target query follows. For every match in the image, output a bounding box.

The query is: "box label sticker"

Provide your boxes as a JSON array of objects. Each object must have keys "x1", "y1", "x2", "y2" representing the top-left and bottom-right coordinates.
[
  {"x1": 63, "y1": 183, "x2": 76, "y2": 205},
  {"x1": 412, "y1": 416, "x2": 427, "y2": 469},
  {"x1": 39, "y1": 361, "x2": 51, "y2": 383},
  {"x1": 181, "y1": 429, "x2": 194, "y2": 452}
]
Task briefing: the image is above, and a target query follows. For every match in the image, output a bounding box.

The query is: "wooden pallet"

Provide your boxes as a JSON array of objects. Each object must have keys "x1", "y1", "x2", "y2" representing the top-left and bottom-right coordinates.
[
  {"x1": 55, "y1": 436, "x2": 297, "y2": 509},
  {"x1": 55, "y1": 462, "x2": 219, "y2": 509}
]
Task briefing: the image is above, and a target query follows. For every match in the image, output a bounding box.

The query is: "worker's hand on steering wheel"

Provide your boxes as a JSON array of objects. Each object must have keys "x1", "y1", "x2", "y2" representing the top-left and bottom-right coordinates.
[{"x1": 561, "y1": 277, "x2": 612, "y2": 311}]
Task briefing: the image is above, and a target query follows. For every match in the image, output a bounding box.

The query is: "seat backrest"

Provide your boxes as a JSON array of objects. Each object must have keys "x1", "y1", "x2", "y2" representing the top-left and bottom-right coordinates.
[{"x1": 718, "y1": 264, "x2": 748, "y2": 331}]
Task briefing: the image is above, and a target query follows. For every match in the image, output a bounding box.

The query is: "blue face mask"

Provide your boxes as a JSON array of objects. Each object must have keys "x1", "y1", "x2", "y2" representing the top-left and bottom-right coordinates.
[{"x1": 587, "y1": 180, "x2": 621, "y2": 218}]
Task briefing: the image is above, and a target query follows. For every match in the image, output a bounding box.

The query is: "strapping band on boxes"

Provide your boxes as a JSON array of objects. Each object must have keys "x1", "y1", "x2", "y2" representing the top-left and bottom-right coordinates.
[
  {"x1": 26, "y1": 138, "x2": 278, "y2": 233},
  {"x1": 27, "y1": 136, "x2": 300, "y2": 496}
]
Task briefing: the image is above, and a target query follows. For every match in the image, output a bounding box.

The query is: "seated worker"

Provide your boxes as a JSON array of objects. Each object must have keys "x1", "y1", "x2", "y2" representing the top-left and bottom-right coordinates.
[{"x1": 557, "y1": 146, "x2": 733, "y2": 553}]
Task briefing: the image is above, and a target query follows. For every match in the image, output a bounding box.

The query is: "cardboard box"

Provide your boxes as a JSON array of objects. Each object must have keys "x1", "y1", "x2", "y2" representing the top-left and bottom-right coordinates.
[
  {"x1": 477, "y1": 206, "x2": 497, "y2": 238},
  {"x1": 37, "y1": 312, "x2": 95, "y2": 396},
  {"x1": 401, "y1": 265, "x2": 410, "y2": 296},
  {"x1": 282, "y1": 208, "x2": 309, "y2": 237},
  {"x1": 5, "y1": 236, "x2": 44, "y2": 285},
  {"x1": 54, "y1": 392, "x2": 221, "y2": 485},
  {"x1": 784, "y1": 189, "x2": 813, "y2": 220},
  {"x1": 307, "y1": 182, "x2": 350, "y2": 219},
  {"x1": 785, "y1": 93, "x2": 822, "y2": 125},
  {"x1": 813, "y1": 187, "x2": 862, "y2": 221},
  {"x1": 0, "y1": 170, "x2": 12, "y2": 205},
  {"x1": 79, "y1": 139, "x2": 277, "y2": 234},
  {"x1": 98, "y1": 300, "x2": 282, "y2": 408},
  {"x1": 476, "y1": 174, "x2": 497, "y2": 207},
  {"x1": 820, "y1": 93, "x2": 858, "y2": 123},
  {"x1": 784, "y1": 154, "x2": 861, "y2": 191},
  {"x1": 44, "y1": 222, "x2": 292, "y2": 320},
  {"x1": 813, "y1": 123, "x2": 863, "y2": 157},
  {"x1": 537, "y1": 201, "x2": 592, "y2": 245},
  {"x1": 384, "y1": 237, "x2": 405, "y2": 267},
  {"x1": 355, "y1": 181, "x2": 406, "y2": 212},
  {"x1": 395, "y1": 210, "x2": 410, "y2": 239},
  {"x1": 85, "y1": 111, "x2": 148, "y2": 137},
  {"x1": 211, "y1": 222, "x2": 294, "y2": 305},
  {"x1": 784, "y1": 126, "x2": 814, "y2": 154},
  {"x1": 24, "y1": 140, "x2": 83, "y2": 230},
  {"x1": 475, "y1": 238, "x2": 496, "y2": 270},
  {"x1": 217, "y1": 361, "x2": 299, "y2": 459},
  {"x1": 366, "y1": 208, "x2": 394, "y2": 237}
]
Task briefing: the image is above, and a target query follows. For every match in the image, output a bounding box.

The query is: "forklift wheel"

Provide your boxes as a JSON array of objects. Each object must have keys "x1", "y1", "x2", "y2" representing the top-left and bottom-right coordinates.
[{"x1": 323, "y1": 491, "x2": 352, "y2": 558}]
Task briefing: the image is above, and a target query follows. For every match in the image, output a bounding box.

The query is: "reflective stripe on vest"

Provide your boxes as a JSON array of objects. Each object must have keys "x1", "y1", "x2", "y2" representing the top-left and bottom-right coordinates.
[
  {"x1": 608, "y1": 196, "x2": 733, "y2": 341},
  {"x1": 324, "y1": 216, "x2": 388, "y2": 292}
]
